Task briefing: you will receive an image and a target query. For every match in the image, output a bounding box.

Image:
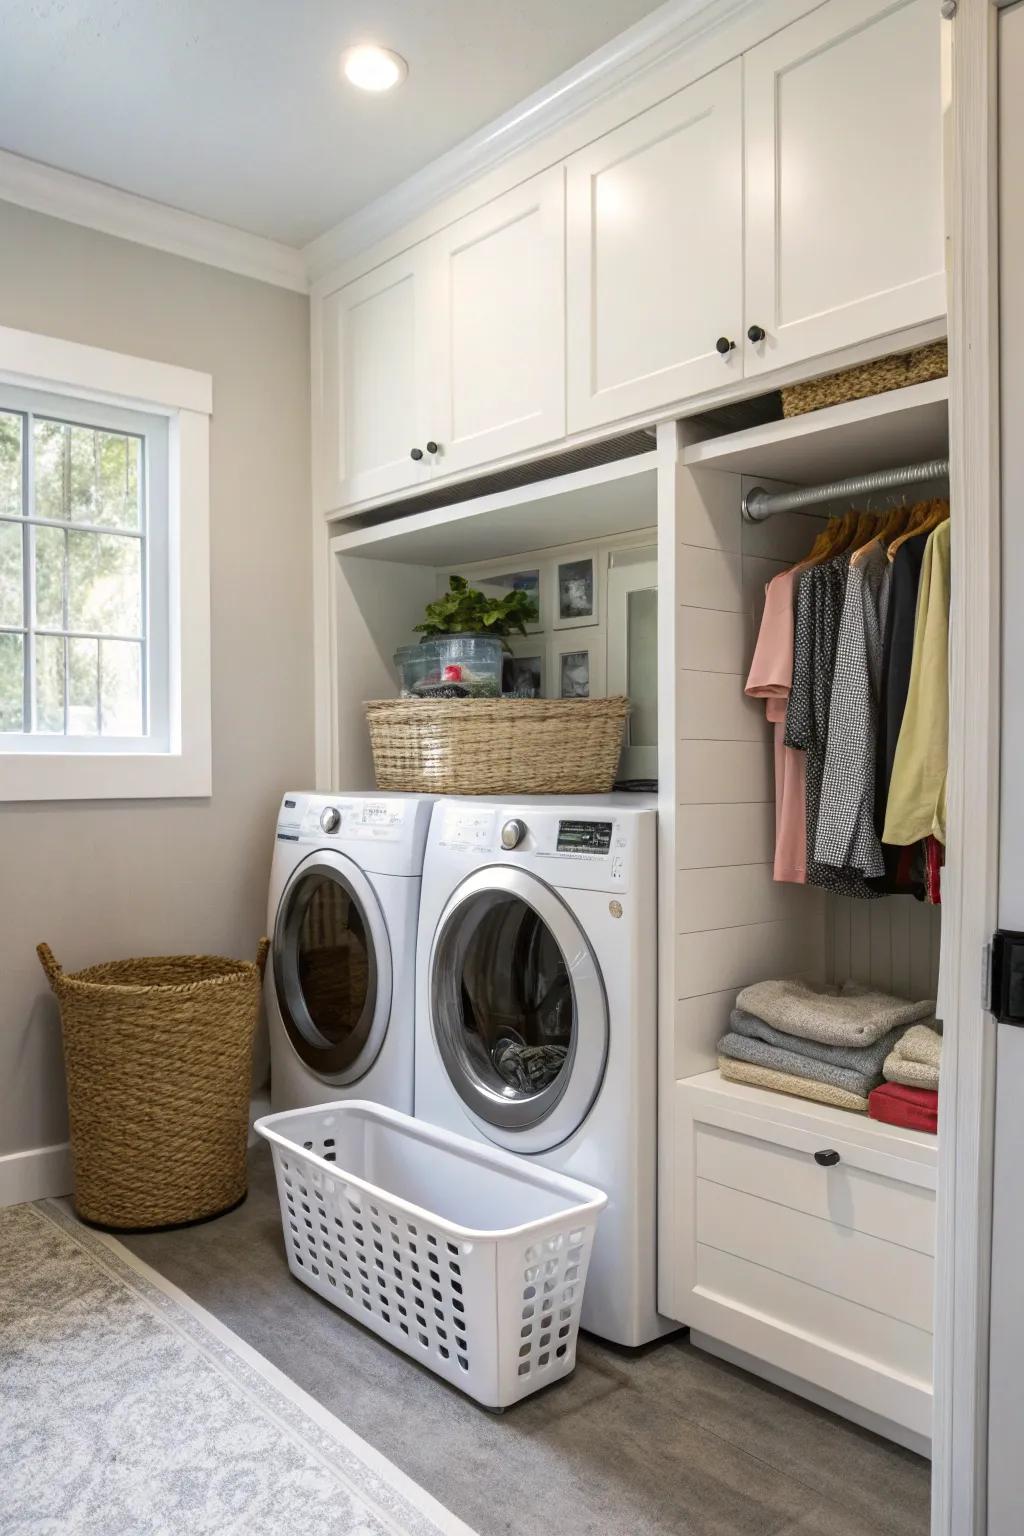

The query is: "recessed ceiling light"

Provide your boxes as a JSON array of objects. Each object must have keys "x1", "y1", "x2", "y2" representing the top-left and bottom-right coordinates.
[{"x1": 341, "y1": 44, "x2": 408, "y2": 93}]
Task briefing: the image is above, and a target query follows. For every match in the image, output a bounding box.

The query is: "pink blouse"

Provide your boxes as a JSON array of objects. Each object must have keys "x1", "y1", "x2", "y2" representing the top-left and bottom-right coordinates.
[{"x1": 745, "y1": 568, "x2": 807, "y2": 884}]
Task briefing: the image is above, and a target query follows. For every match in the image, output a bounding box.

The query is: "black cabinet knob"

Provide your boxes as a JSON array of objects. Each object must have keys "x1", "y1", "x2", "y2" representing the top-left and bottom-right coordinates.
[
  {"x1": 410, "y1": 447, "x2": 424, "y2": 461},
  {"x1": 425, "y1": 440, "x2": 439, "y2": 455},
  {"x1": 747, "y1": 324, "x2": 766, "y2": 343},
  {"x1": 715, "y1": 336, "x2": 735, "y2": 355},
  {"x1": 814, "y1": 1149, "x2": 841, "y2": 1167}
]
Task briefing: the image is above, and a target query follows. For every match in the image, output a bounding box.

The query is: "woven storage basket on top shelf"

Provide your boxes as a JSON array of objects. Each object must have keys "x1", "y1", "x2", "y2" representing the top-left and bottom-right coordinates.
[
  {"x1": 781, "y1": 340, "x2": 948, "y2": 418},
  {"x1": 38, "y1": 940, "x2": 269, "y2": 1233},
  {"x1": 366, "y1": 696, "x2": 629, "y2": 795}
]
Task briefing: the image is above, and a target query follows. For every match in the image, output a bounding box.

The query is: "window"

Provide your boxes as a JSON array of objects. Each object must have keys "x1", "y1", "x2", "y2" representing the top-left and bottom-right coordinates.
[
  {"x1": 0, "y1": 387, "x2": 168, "y2": 751},
  {"x1": 0, "y1": 322, "x2": 212, "y2": 801}
]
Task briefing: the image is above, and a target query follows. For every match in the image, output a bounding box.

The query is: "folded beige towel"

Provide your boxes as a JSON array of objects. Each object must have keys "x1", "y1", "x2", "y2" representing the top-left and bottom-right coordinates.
[
  {"x1": 736, "y1": 978, "x2": 935, "y2": 1047},
  {"x1": 718, "y1": 1056, "x2": 869, "y2": 1114},
  {"x1": 892, "y1": 1023, "x2": 943, "y2": 1069},
  {"x1": 883, "y1": 1023, "x2": 942, "y2": 1091},
  {"x1": 884, "y1": 1055, "x2": 940, "y2": 1091}
]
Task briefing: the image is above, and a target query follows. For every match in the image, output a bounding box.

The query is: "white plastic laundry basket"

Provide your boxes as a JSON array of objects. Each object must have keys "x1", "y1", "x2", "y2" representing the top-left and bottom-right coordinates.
[{"x1": 255, "y1": 1101, "x2": 606, "y2": 1409}]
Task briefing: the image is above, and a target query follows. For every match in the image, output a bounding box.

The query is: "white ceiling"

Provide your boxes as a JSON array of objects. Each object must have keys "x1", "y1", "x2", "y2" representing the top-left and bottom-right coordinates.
[{"x1": 0, "y1": 0, "x2": 669, "y2": 248}]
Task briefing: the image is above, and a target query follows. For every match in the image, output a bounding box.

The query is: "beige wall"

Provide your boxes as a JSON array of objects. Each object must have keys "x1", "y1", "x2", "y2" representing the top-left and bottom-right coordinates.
[{"x1": 0, "y1": 200, "x2": 313, "y2": 1162}]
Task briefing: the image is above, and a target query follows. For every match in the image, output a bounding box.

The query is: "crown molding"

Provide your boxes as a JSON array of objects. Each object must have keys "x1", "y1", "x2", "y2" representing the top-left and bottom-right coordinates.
[
  {"x1": 302, "y1": 0, "x2": 756, "y2": 283},
  {"x1": 0, "y1": 148, "x2": 308, "y2": 294}
]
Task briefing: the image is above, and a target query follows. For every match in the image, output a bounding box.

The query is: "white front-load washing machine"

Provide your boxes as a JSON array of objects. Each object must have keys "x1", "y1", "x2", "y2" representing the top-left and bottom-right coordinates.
[
  {"x1": 267, "y1": 790, "x2": 435, "y2": 1114},
  {"x1": 415, "y1": 794, "x2": 670, "y2": 1347}
]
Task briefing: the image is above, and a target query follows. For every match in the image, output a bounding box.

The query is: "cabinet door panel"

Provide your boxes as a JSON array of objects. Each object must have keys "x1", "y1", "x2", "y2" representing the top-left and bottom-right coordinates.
[
  {"x1": 744, "y1": 0, "x2": 945, "y2": 376},
  {"x1": 567, "y1": 60, "x2": 743, "y2": 432},
  {"x1": 321, "y1": 249, "x2": 430, "y2": 510},
  {"x1": 427, "y1": 168, "x2": 565, "y2": 475}
]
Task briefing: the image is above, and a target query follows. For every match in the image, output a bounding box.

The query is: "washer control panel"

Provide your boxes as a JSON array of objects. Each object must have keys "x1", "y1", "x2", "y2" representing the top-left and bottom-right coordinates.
[{"x1": 276, "y1": 793, "x2": 411, "y2": 844}]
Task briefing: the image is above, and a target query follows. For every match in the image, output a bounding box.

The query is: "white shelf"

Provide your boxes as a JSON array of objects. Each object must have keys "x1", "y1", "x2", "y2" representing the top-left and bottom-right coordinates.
[
  {"x1": 681, "y1": 1069, "x2": 939, "y2": 1169},
  {"x1": 329, "y1": 453, "x2": 658, "y2": 566},
  {"x1": 681, "y1": 377, "x2": 949, "y2": 484}
]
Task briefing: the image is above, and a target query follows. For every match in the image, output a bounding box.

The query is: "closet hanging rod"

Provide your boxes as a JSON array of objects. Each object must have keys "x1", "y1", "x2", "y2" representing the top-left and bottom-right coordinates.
[{"x1": 741, "y1": 456, "x2": 950, "y2": 523}]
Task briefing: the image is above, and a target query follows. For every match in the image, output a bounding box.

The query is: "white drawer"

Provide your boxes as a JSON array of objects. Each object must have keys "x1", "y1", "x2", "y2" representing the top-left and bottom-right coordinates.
[
  {"x1": 668, "y1": 1072, "x2": 937, "y2": 1443},
  {"x1": 696, "y1": 1119, "x2": 936, "y2": 1257}
]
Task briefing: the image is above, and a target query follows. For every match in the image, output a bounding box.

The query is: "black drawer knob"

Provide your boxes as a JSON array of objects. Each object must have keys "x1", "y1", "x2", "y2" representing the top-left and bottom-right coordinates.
[
  {"x1": 814, "y1": 1149, "x2": 841, "y2": 1167},
  {"x1": 715, "y1": 336, "x2": 735, "y2": 355},
  {"x1": 410, "y1": 447, "x2": 424, "y2": 461},
  {"x1": 425, "y1": 440, "x2": 439, "y2": 455},
  {"x1": 747, "y1": 324, "x2": 766, "y2": 343}
]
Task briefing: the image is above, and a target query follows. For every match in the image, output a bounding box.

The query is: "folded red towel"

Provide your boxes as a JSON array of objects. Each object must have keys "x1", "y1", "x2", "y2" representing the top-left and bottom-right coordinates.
[{"x1": 869, "y1": 1081, "x2": 938, "y2": 1134}]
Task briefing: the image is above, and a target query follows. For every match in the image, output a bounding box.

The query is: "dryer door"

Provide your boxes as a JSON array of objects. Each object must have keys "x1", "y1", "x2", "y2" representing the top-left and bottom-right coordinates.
[
  {"x1": 429, "y1": 866, "x2": 609, "y2": 1153},
  {"x1": 272, "y1": 850, "x2": 393, "y2": 1084}
]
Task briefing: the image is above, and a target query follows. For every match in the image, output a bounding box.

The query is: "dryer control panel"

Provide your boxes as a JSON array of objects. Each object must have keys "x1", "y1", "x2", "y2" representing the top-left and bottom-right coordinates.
[
  {"x1": 277, "y1": 792, "x2": 410, "y2": 844},
  {"x1": 434, "y1": 799, "x2": 655, "y2": 894}
]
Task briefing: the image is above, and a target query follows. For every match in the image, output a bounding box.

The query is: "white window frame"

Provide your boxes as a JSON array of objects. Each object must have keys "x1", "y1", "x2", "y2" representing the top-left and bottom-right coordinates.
[{"x1": 0, "y1": 323, "x2": 212, "y2": 800}]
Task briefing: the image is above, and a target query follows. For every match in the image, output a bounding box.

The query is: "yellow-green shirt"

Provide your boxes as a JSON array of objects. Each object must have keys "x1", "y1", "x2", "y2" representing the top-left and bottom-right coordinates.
[{"x1": 882, "y1": 519, "x2": 950, "y2": 845}]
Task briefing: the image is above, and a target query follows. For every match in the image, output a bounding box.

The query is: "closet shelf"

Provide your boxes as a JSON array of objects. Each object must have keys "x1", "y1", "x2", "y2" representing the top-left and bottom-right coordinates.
[
  {"x1": 680, "y1": 377, "x2": 949, "y2": 486},
  {"x1": 329, "y1": 453, "x2": 658, "y2": 566},
  {"x1": 682, "y1": 1069, "x2": 939, "y2": 1169}
]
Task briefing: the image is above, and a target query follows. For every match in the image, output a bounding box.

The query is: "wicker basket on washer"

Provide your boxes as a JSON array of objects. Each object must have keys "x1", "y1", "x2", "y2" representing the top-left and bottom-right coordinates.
[
  {"x1": 781, "y1": 340, "x2": 948, "y2": 418},
  {"x1": 37, "y1": 940, "x2": 269, "y2": 1233},
  {"x1": 365, "y1": 696, "x2": 629, "y2": 795}
]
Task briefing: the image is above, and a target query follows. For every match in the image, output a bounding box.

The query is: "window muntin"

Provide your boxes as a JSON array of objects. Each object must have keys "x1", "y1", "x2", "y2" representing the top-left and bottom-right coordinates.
[{"x1": 0, "y1": 388, "x2": 168, "y2": 751}]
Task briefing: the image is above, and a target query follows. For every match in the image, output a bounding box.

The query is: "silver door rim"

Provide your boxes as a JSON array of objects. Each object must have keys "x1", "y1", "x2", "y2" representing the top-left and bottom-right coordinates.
[
  {"x1": 429, "y1": 865, "x2": 609, "y2": 1140},
  {"x1": 273, "y1": 850, "x2": 393, "y2": 1086}
]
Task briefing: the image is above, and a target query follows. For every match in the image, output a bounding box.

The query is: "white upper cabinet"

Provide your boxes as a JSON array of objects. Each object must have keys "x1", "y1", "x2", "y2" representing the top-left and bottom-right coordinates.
[
  {"x1": 743, "y1": 0, "x2": 945, "y2": 377},
  {"x1": 425, "y1": 167, "x2": 566, "y2": 477},
  {"x1": 566, "y1": 60, "x2": 744, "y2": 433},
  {"x1": 321, "y1": 246, "x2": 433, "y2": 509}
]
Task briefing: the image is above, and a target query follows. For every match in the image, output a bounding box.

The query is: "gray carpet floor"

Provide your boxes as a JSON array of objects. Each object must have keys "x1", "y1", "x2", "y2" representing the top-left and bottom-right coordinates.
[{"x1": 122, "y1": 1145, "x2": 930, "y2": 1536}]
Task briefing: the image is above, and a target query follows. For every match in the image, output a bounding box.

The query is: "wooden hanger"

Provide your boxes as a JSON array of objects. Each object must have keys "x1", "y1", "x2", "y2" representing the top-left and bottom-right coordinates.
[
  {"x1": 850, "y1": 502, "x2": 911, "y2": 565},
  {"x1": 801, "y1": 514, "x2": 851, "y2": 567},
  {"x1": 887, "y1": 498, "x2": 950, "y2": 561},
  {"x1": 849, "y1": 509, "x2": 882, "y2": 551}
]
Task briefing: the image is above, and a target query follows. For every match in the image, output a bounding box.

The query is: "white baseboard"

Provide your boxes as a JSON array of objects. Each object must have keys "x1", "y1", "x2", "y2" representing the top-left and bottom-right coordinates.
[
  {"x1": 689, "y1": 1330, "x2": 932, "y2": 1460},
  {"x1": 0, "y1": 1142, "x2": 74, "y2": 1207}
]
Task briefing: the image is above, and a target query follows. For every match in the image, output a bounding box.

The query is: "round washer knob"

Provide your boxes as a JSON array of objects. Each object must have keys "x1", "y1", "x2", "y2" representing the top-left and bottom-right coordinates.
[
  {"x1": 320, "y1": 806, "x2": 341, "y2": 834},
  {"x1": 500, "y1": 818, "x2": 526, "y2": 850}
]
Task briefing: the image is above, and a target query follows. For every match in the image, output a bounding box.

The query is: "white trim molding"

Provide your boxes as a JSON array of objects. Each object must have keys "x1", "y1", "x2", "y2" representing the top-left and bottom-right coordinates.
[
  {"x1": 0, "y1": 320, "x2": 212, "y2": 416},
  {"x1": 931, "y1": 3, "x2": 1001, "y2": 1534},
  {"x1": 0, "y1": 1142, "x2": 73, "y2": 1207},
  {"x1": 303, "y1": 0, "x2": 773, "y2": 284},
  {"x1": 0, "y1": 148, "x2": 308, "y2": 294}
]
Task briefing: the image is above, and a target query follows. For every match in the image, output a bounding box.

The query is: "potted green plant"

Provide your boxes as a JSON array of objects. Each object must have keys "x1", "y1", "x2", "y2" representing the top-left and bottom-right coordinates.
[{"x1": 394, "y1": 576, "x2": 540, "y2": 698}]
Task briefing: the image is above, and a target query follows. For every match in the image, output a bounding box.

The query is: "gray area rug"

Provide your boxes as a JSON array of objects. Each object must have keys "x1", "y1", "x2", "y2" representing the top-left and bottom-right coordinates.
[{"x1": 0, "y1": 1201, "x2": 474, "y2": 1536}]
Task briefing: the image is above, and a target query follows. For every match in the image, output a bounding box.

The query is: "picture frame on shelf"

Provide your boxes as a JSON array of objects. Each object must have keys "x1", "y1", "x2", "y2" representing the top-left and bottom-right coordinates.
[
  {"x1": 548, "y1": 635, "x2": 606, "y2": 700},
  {"x1": 553, "y1": 551, "x2": 601, "y2": 629},
  {"x1": 502, "y1": 637, "x2": 546, "y2": 699},
  {"x1": 451, "y1": 562, "x2": 546, "y2": 634}
]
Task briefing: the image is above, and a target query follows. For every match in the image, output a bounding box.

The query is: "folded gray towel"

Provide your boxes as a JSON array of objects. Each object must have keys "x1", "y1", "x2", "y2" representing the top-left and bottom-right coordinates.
[
  {"x1": 718, "y1": 1032, "x2": 881, "y2": 1099},
  {"x1": 729, "y1": 1007, "x2": 914, "y2": 1075},
  {"x1": 736, "y1": 978, "x2": 935, "y2": 1047}
]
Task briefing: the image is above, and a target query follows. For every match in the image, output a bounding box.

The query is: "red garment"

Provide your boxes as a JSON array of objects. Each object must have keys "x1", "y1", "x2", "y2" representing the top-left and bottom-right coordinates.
[
  {"x1": 925, "y1": 835, "x2": 944, "y2": 904},
  {"x1": 869, "y1": 1081, "x2": 938, "y2": 1134}
]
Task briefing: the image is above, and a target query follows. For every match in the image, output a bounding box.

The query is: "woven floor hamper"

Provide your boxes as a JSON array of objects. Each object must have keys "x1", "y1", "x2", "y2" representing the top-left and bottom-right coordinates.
[
  {"x1": 365, "y1": 696, "x2": 629, "y2": 795},
  {"x1": 37, "y1": 940, "x2": 269, "y2": 1233}
]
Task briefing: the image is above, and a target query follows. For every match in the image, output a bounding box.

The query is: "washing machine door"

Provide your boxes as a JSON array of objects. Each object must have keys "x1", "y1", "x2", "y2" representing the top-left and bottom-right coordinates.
[
  {"x1": 272, "y1": 850, "x2": 393, "y2": 1084},
  {"x1": 429, "y1": 866, "x2": 608, "y2": 1153}
]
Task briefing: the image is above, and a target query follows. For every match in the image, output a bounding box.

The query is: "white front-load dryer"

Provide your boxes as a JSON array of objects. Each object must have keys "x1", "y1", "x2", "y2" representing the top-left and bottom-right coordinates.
[
  {"x1": 415, "y1": 794, "x2": 672, "y2": 1347},
  {"x1": 267, "y1": 790, "x2": 435, "y2": 1114}
]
